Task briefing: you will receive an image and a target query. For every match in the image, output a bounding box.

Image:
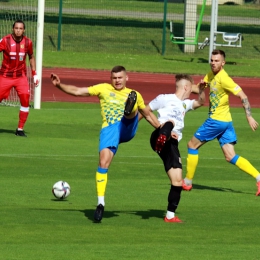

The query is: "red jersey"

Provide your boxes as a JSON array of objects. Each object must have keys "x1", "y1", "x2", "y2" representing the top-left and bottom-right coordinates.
[{"x1": 0, "y1": 34, "x2": 33, "y2": 78}]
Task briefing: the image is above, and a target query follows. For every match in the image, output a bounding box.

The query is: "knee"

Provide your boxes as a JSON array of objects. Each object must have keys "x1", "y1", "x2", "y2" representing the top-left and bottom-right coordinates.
[
  {"x1": 172, "y1": 179, "x2": 182, "y2": 186},
  {"x1": 99, "y1": 161, "x2": 109, "y2": 169},
  {"x1": 19, "y1": 94, "x2": 30, "y2": 107},
  {"x1": 99, "y1": 158, "x2": 112, "y2": 169}
]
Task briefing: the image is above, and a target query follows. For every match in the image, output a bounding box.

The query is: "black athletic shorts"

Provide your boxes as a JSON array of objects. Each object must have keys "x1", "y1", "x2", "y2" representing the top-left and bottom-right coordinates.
[{"x1": 150, "y1": 127, "x2": 182, "y2": 172}]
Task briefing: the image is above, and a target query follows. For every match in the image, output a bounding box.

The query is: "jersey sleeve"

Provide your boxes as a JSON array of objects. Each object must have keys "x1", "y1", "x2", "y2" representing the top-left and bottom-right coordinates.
[
  {"x1": 136, "y1": 91, "x2": 146, "y2": 110},
  {"x1": 183, "y1": 99, "x2": 195, "y2": 112},
  {"x1": 88, "y1": 83, "x2": 107, "y2": 96},
  {"x1": 148, "y1": 94, "x2": 165, "y2": 111},
  {"x1": 0, "y1": 37, "x2": 5, "y2": 52},
  {"x1": 221, "y1": 76, "x2": 242, "y2": 95}
]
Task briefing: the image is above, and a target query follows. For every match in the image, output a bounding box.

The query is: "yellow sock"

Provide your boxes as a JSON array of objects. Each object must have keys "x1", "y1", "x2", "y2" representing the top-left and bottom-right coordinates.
[
  {"x1": 235, "y1": 156, "x2": 259, "y2": 178},
  {"x1": 96, "y1": 170, "x2": 108, "y2": 196},
  {"x1": 186, "y1": 149, "x2": 199, "y2": 180}
]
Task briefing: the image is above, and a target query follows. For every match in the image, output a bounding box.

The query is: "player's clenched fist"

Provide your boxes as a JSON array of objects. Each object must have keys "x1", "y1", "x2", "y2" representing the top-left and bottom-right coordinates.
[
  {"x1": 32, "y1": 70, "x2": 40, "y2": 87},
  {"x1": 50, "y1": 73, "x2": 61, "y2": 86}
]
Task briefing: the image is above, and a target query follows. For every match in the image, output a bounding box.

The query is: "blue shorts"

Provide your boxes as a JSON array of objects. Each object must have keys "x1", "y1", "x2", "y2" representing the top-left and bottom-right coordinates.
[
  {"x1": 194, "y1": 118, "x2": 237, "y2": 147},
  {"x1": 99, "y1": 114, "x2": 139, "y2": 154}
]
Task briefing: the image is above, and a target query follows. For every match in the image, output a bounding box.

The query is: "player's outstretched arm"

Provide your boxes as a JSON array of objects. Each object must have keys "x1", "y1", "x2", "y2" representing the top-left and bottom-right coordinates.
[
  {"x1": 50, "y1": 73, "x2": 90, "y2": 97},
  {"x1": 237, "y1": 90, "x2": 259, "y2": 131},
  {"x1": 191, "y1": 84, "x2": 199, "y2": 94},
  {"x1": 139, "y1": 105, "x2": 160, "y2": 128}
]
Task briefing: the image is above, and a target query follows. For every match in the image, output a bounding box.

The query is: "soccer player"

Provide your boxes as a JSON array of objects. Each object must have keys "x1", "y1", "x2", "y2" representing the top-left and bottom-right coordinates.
[
  {"x1": 182, "y1": 49, "x2": 260, "y2": 195},
  {"x1": 50, "y1": 66, "x2": 160, "y2": 222},
  {"x1": 0, "y1": 19, "x2": 40, "y2": 137},
  {"x1": 144, "y1": 74, "x2": 205, "y2": 223}
]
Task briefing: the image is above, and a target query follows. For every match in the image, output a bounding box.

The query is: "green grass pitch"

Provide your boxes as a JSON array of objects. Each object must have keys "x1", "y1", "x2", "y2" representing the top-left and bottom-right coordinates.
[{"x1": 1, "y1": 102, "x2": 260, "y2": 259}]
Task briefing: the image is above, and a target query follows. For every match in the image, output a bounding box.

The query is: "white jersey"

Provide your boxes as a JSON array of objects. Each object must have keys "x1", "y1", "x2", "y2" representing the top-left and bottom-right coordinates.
[{"x1": 149, "y1": 94, "x2": 195, "y2": 141}]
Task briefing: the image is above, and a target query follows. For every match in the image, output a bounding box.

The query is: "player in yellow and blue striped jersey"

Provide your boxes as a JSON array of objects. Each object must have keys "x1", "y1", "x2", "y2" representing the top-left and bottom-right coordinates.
[
  {"x1": 51, "y1": 66, "x2": 160, "y2": 222},
  {"x1": 182, "y1": 49, "x2": 260, "y2": 196}
]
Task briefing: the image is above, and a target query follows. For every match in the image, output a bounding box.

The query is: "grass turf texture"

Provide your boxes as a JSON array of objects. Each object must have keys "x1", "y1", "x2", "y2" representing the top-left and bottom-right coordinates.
[
  {"x1": 41, "y1": 18, "x2": 260, "y2": 76},
  {"x1": 1, "y1": 102, "x2": 260, "y2": 259},
  {"x1": 43, "y1": 50, "x2": 260, "y2": 77},
  {"x1": 1, "y1": 1, "x2": 260, "y2": 76}
]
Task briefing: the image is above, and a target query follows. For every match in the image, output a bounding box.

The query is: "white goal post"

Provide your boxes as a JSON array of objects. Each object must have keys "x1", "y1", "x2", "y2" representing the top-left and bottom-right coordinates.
[{"x1": 34, "y1": 0, "x2": 45, "y2": 109}]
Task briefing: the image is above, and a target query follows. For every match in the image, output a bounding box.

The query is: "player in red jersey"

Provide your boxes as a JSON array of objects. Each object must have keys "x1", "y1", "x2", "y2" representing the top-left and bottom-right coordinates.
[{"x1": 0, "y1": 19, "x2": 40, "y2": 137}]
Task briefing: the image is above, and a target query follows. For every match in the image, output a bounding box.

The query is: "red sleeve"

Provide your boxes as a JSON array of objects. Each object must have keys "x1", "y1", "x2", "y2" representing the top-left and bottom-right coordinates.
[{"x1": 0, "y1": 37, "x2": 6, "y2": 52}]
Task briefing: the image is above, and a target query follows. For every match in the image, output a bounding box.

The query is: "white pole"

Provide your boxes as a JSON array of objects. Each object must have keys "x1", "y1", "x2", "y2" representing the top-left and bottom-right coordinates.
[
  {"x1": 34, "y1": 0, "x2": 45, "y2": 109},
  {"x1": 214, "y1": 0, "x2": 218, "y2": 50},
  {"x1": 209, "y1": 0, "x2": 218, "y2": 62}
]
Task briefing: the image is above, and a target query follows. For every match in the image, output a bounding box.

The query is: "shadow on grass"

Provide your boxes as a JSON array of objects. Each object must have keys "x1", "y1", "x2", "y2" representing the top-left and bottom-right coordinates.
[
  {"x1": 51, "y1": 199, "x2": 70, "y2": 202},
  {"x1": 80, "y1": 208, "x2": 164, "y2": 222},
  {"x1": 191, "y1": 183, "x2": 250, "y2": 194},
  {"x1": 46, "y1": 183, "x2": 252, "y2": 223},
  {"x1": 80, "y1": 208, "x2": 119, "y2": 223},
  {"x1": 39, "y1": 207, "x2": 164, "y2": 222},
  {"x1": 0, "y1": 128, "x2": 17, "y2": 135},
  {"x1": 128, "y1": 209, "x2": 165, "y2": 220}
]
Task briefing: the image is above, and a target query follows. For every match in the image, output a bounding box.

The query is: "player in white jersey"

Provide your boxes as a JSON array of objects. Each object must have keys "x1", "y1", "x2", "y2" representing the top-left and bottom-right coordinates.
[
  {"x1": 150, "y1": 94, "x2": 193, "y2": 142},
  {"x1": 146, "y1": 74, "x2": 205, "y2": 223}
]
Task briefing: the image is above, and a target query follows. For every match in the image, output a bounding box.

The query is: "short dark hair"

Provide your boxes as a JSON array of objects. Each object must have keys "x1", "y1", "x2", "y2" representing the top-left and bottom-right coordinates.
[
  {"x1": 175, "y1": 74, "x2": 194, "y2": 84},
  {"x1": 212, "y1": 49, "x2": 225, "y2": 59},
  {"x1": 111, "y1": 65, "x2": 126, "y2": 73},
  {"x1": 13, "y1": 19, "x2": 25, "y2": 29}
]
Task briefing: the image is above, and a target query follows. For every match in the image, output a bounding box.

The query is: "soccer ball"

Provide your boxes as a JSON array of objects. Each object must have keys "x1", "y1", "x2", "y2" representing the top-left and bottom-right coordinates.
[{"x1": 52, "y1": 181, "x2": 71, "y2": 199}]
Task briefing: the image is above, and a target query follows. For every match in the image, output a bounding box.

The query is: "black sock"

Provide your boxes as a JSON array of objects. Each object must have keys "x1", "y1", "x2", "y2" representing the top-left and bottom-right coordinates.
[{"x1": 167, "y1": 185, "x2": 182, "y2": 213}]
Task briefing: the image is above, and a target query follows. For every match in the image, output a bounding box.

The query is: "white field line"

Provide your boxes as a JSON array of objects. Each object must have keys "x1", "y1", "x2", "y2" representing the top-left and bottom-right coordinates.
[
  {"x1": 37, "y1": 108, "x2": 260, "y2": 118},
  {"x1": 0, "y1": 154, "x2": 258, "y2": 165}
]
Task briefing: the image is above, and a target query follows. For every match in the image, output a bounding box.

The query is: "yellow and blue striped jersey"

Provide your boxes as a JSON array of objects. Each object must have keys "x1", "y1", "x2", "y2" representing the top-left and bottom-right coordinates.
[
  {"x1": 88, "y1": 83, "x2": 145, "y2": 128},
  {"x1": 204, "y1": 69, "x2": 241, "y2": 122}
]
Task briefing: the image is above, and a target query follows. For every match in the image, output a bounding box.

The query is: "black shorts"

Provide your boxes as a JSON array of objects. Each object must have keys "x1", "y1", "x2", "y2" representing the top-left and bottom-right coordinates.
[{"x1": 150, "y1": 127, "x2": 182, "y2": 172}]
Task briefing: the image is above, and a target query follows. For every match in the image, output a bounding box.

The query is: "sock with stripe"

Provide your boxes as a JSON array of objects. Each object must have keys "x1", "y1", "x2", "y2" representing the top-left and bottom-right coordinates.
[
  {"x1": 96, "y1": 167, "x2": 108, "y2": 206},
  {"x1": 230, "y1": 155, "x2": 260, "y2": 179},
  {"x1": 185, "y1": 148, "x2": 199, "y2": 182}
]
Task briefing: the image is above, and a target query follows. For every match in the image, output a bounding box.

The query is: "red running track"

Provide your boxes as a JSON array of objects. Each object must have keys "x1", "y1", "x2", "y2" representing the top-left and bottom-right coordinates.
[{"x1": 42, "y1": 68, "x2": 260, "y2": 107}]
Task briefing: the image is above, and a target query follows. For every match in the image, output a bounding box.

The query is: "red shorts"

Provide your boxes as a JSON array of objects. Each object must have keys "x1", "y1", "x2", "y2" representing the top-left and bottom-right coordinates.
[{"x1": 0, "y1": 75, "x2": 30, "y2": 101}]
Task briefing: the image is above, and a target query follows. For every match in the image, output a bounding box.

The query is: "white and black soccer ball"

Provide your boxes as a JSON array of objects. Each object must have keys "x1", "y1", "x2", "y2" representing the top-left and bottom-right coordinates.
[{"x1": 52, "y1": 181, "x2": 71, "y2": 199}]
